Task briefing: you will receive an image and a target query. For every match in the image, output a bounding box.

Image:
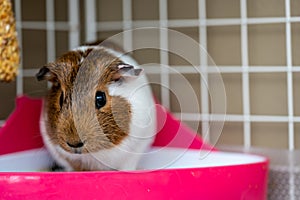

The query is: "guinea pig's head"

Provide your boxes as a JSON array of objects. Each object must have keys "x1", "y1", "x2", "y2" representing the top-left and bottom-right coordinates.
[{"x1": 36, "y1": 47, "x2": 142, "y2": 154}]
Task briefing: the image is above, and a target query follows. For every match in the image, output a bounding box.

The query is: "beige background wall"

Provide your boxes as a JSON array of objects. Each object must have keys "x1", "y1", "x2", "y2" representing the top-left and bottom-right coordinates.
[{"x1": 1, "y1": 0, "x2": 300, "y2": 149}]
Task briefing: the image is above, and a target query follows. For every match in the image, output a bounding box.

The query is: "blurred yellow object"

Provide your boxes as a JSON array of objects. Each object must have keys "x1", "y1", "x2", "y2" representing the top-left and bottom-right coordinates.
[{"x1": 0, "y1": 0, "x2": 20, "y2": 82}]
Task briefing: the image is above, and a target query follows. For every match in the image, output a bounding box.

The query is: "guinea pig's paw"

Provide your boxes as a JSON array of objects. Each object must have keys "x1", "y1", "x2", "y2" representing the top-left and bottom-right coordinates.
[{"x1": 50, "y1": 162, "x2": 66, "y2": 172}]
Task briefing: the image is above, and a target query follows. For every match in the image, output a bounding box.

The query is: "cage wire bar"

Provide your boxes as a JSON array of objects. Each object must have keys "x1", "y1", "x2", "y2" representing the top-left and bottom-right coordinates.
[
  {"x1": 159, "y1": 0, "x2": 171, "y2": 110},
  {"x1": 85, "y1": 0, "x2": 96, "y2": 42},
  {"x1": 240, "y1": 0, "x2": 251, "y2": 149},
  {"x1": 285, "y1": 0, "x2": 295, "y2": 151},
  {"x1": 68, "y1": 0, "x2": 80, "y2": 49},
  {"x1": 96, "y1": 17, "x2": 300, "y2": 31},
  {"x1": 198, "y1": 0, "x2": 210, "y2": 144},
  {"x1": 14, "y1": 0, "x2": 22, "y2": 95},
  {"x1": 284, "y1": 0, "x2": 296, "y2": 198},
  {"x1": 122, "y1": 0, "x2": 133, "y2": 53},
  {"x1": 1, "y1": 0, "x2": 299, "y2": 150},
  {"x1": 46, "y1": 0, "x2": 55, "y2": 63}
]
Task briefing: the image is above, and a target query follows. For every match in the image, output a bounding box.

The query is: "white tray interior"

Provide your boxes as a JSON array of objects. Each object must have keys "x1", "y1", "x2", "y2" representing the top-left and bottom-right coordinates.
[{"x1": 0, "y1": 147, "x2": 267, "y2": 172}]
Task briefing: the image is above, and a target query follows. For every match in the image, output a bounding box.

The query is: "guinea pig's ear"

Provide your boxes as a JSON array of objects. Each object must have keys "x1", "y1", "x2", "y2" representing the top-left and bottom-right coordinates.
[
  {"x1": 36, "y1": 63, "x2": 58, "y2": 82},
  {"x1": 112, "y1": 64, "x2": 143, "y2": 82}
]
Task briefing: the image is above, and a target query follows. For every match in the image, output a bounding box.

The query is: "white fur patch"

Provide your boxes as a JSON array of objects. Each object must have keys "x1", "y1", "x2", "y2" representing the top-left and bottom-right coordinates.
[{"x1": 104, "y1": 49, "x2": 157, "y2": 170}]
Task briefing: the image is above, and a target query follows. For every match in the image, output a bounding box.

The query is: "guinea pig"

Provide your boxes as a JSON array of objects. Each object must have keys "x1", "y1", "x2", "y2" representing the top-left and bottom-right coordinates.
[{"x1": 36, "y1": 42, "x2": 156, "y2": 171}]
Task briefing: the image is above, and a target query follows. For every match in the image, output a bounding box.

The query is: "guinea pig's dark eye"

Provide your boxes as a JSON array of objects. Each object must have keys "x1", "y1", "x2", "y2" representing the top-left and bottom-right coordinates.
[
  {"x1": 59, "y1": 92, "x2": 64, "y2": 109},
  {"x1": 95, "y1": 91, "x2": 106, "y2": 109}
]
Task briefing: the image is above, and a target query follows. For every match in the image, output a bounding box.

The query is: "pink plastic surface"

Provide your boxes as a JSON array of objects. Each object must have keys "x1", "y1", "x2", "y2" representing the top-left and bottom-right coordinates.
[
  {"x1": 0, "y1": 96, "x2": 268, "y2": 200},
  {"x1": 0, "y1": 163, "x2": 268, "y2": 200},
  {"x1": 0, "y1": 96, "x2": 44, "y2": 155}
]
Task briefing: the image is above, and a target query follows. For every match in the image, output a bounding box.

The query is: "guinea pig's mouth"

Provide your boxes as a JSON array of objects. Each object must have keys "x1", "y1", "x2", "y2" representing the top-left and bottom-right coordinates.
[
  {"x1": 65, "y1": 146, "x2": 89, "y2": 154},
  {"x1": 70, "y1": 147, "x2": 83, "y2": 154}
]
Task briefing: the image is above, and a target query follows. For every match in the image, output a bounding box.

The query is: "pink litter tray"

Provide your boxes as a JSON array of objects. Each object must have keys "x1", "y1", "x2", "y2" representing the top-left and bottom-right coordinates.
[{"x1": 0, "y1": 96, "x2": 269, "y2": 199}]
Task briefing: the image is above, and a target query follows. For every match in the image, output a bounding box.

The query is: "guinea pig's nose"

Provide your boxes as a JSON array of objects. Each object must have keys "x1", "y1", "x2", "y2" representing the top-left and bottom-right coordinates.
[{"x1": 67, "y1": 141, "x2": 84, "y2": 148}]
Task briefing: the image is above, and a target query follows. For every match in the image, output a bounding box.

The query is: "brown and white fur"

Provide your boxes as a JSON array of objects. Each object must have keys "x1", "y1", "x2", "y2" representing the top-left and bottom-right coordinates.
[{"x1": 36, "y1": 42, "x2": 156, "y2": 171}]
